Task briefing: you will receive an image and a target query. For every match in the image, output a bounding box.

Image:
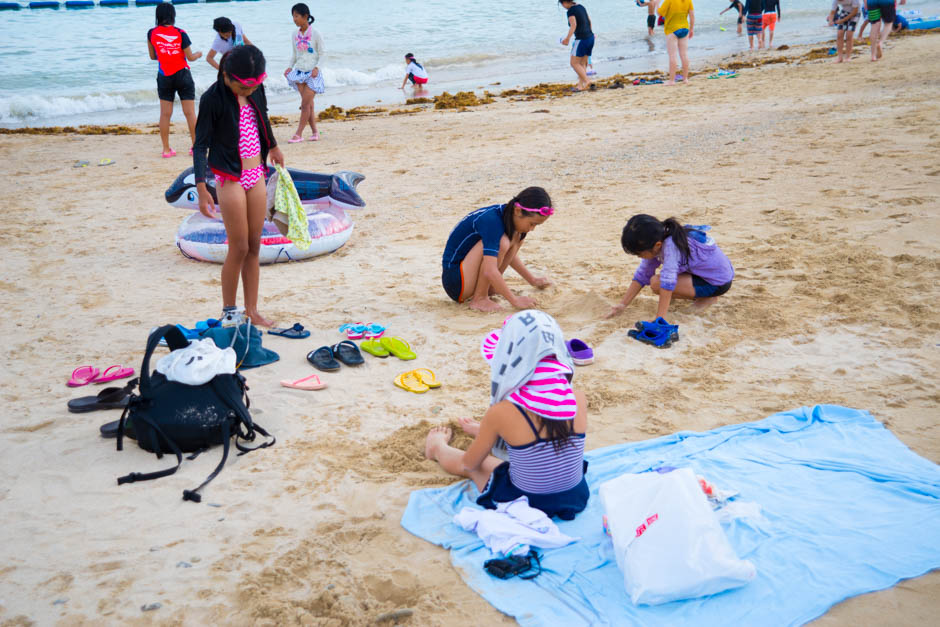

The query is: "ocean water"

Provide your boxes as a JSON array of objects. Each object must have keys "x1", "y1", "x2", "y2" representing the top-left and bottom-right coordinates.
[{"x1": 0, "y1": 0, "x2": 936, "y2": 127}]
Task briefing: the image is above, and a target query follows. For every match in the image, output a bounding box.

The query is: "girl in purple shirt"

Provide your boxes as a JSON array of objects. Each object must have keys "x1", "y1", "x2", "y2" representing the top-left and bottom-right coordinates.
[{"x1": 606, "y1": 214, "x2": 734, "y2": 320}]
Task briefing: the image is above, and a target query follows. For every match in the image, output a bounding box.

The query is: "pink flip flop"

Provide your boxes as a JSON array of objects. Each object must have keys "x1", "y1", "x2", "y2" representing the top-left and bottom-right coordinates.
[
  {"x1": 307, "y1": 132, "x2": 320, "y2": 141},
  {"x1": 93, "y1": 365, "x2": 135, "y2": 384},
  {"x1": 288, "y1": 134, "x2": 304, "y2": 144},
  {"x1": 67, "y1": 365, "x2": 100, "y2": 387},
  {"x1": 161, "y1": 149, "x2": 177, "y2": 158},
  {"x1": 280, "y1": 374, "x2": 327, "y2": 390}
]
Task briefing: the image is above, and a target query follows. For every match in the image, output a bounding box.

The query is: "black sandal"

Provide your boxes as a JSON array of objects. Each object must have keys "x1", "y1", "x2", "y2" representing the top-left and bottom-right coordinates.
[
  {"x1": 67, "y1": 378, "x2": 137, "y2": 413},
  {"x1": 307, "y1": 346, "x2": 341, "y2": 371},
  {"x1": 331, "y1": 340, "x2": 364, "y2": 366}
]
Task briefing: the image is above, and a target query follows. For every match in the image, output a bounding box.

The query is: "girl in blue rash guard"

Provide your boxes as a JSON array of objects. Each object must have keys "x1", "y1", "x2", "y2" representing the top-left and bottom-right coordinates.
[{"x1": 441, "y1": 187, "x2": 554, "y2": 313}]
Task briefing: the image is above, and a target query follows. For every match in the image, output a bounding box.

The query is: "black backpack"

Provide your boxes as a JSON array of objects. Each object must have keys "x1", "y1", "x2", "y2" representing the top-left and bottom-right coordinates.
[{"x1": 116, "y1": 324, "x2": 274, "y2": 502}]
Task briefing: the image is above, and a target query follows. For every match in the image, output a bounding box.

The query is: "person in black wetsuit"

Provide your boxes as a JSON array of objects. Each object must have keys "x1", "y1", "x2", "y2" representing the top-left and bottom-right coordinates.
[
  {"x1": 559, "y1": 1, "x2": 595, "y2": 91},
  {"x1": 720, "y1": 0, "x2": 745, "y2": 35}
]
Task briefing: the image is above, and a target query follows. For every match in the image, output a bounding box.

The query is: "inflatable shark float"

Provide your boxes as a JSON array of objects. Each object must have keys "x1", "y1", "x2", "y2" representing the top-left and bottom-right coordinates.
[{"x1": 165, "y1": 167, "x2": 365, "y2": 264}]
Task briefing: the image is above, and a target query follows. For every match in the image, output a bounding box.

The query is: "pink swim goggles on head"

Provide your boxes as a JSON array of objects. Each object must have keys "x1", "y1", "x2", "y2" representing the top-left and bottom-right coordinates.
[
  {"x1": 516, "y1": 203, "x2": 555, "y2": 217},
  {"x1": 230, "y1": 72, "x2": 267, "y2": 87}
]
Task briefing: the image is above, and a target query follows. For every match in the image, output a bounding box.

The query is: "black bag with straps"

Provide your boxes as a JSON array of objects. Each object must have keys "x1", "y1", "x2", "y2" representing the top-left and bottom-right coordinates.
[{"x1": 116, "y1": 324, "x2": 274, "y2": 502}]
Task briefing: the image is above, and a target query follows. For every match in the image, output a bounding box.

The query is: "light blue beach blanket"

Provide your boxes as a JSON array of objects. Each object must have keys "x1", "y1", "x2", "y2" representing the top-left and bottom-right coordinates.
[{"x1": 401, "y1": 405, "x2": 940, "y2": 626}]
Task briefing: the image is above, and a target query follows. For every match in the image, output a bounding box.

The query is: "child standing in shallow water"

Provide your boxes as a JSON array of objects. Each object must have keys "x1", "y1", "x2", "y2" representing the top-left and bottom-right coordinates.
[
  {"x1": 194, "y1": 46, "x2": 285, "y2": 328},
  {"x1": 744, "y1": 0, "x2": 764, "y2": 48},
  {"x1": 605, "y1": 215, "x2": 734, "y2": 321}
]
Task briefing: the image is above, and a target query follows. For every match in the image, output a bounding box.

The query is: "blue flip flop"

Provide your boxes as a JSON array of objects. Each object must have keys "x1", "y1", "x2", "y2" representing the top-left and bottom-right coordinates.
[
  {"x1": 307, "y1": 346, "x2": 340, "y2": 371},
  {"x1": 268, "y1": 323, "x2": 310, "y2": 339}
]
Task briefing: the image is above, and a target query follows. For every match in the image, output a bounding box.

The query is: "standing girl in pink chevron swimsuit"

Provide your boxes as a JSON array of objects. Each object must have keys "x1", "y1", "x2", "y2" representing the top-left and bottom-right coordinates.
[{"x1": 193, "y1": 45, "x2": 285, "y2": 328}]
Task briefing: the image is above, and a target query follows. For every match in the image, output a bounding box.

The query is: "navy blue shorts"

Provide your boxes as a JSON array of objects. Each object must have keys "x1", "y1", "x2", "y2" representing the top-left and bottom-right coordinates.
[
  {"x1": 692, "y1": 275, "x2": 732, "y2": 298},
  {"x1": 442, "y1": 265, "x2": 463, "y2": 302},
  {"x1": 572, "y1": 35, "x2": 595, "y2": 58},
  {"x1": 477, "y1": 460, "x2": 590, "y2": 521}
]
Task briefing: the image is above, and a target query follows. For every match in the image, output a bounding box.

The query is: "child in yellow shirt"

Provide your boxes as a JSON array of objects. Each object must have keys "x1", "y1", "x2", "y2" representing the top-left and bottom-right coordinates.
[{"x1": 658, "y1": 0, "x2": 695, "y2": 85}]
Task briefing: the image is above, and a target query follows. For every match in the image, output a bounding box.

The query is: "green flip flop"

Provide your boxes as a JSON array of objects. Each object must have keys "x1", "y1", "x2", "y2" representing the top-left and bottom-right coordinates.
[
  {"x1": 379, "y1": 336, "x2": 417, "y2": 360},
  {"x1": 360, "y1": 338, "x2": 390, "y2": 357}
]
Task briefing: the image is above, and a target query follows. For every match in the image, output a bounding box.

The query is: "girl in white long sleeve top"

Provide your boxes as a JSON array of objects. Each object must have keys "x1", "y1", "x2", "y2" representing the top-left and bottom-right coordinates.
[{"x1": 283, "y1": 3, "x2": 324, "y2": 142}]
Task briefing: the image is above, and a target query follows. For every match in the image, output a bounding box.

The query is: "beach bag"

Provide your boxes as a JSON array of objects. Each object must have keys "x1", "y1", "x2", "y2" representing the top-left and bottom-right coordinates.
[
  {"x1": 116, "y1": 325, "x2": 275, "y2": 503},
  {"x1": 599, "y1": 467, "x2": 755, "y2": 605},
  {"x1": 265, "y1": 164, "x2": 312, "y2": 249}
]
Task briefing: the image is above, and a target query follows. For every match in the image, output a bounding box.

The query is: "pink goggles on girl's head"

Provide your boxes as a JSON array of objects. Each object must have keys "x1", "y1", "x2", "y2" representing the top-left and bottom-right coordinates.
[
  {"x1": 516, "y1": 203, "x2": 555, "y2": 217},
  {"x1": 230, "y1": 72, "x2": 267, "y2": 87}
]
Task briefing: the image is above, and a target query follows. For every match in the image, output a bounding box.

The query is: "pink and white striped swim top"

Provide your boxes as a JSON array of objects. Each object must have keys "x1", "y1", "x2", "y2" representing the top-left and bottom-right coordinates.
[
  {"x1": 481, "y1": 329, "x2": 578, "y2": 420},
  {"x1": 238, "y1": 104, "x2": 261, "y2": 160}
]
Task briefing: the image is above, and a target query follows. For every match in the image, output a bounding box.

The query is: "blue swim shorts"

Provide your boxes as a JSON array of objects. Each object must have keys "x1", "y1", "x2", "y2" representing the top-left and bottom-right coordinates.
[
  {"x1": 442, "y1": 265, "x2": 463, "y2": 302},
  {"x1": 692, "y1": 275, "x2": 733, "y2": 298},
  {"x1": 571, "y1": 35, "x2": 595, "y2": 58}
]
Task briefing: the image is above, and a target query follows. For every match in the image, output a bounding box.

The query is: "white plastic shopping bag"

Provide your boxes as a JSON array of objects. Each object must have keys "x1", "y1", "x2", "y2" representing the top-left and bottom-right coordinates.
[{"x1": 599, "y1": 467, "x2": 756, "y2": 605}]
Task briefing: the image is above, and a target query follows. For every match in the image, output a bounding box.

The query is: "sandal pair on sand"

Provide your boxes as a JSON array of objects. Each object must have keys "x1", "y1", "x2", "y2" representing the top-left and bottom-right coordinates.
[
  {"x1": 360, "y1": 336, "x2": 416, "y2": 360},
  {"x1": 339, "y1": 322, "x2": 385, "y2": 340},
  {"x1": 307, "y1": 340, "x2": 364, "y2": 371},
  {"x1": 288, "y1": 132, "x2": 319, "y2": 143},
  {"x1": 67, "y1": 365, "x2": 135, "y2": 387},
  {"x1": 628, "y1": 317, "x2": 680, "y2": 348},
  {"x1": 394, "y1": 368, "x2": 441, "y2": 394}
]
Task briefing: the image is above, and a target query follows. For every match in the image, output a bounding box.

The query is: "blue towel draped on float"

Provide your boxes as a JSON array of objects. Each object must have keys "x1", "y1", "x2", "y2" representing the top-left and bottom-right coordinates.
[{"x1": 401, "y1": 405, "x2": 940, "y2": 626}]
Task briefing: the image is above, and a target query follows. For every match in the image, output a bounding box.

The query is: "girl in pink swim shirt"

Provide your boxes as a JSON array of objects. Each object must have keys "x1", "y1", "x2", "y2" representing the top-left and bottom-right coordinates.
[{"x1": 193, "y1": 45, "x2": 285, "y2": 328}]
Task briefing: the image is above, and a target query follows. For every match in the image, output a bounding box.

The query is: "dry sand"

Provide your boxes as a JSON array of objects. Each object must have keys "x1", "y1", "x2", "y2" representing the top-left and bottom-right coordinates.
[{"x1": 0, "y1": 32, "x2": 938, "y2": 626}]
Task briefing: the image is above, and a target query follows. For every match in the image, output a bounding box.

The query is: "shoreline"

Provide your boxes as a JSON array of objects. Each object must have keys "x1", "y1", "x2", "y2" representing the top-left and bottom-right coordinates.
[
  {"x1": 3, "y1": 29, "x2": 937, "y2": 134},
  {"x1": 1, "y1": 28, "x2": 938, "y2": 626}
]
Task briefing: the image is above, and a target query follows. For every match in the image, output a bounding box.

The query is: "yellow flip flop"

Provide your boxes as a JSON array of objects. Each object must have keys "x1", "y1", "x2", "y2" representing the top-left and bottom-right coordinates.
[
  {"x1": 380, "y1": 336, "x2": 417, "y2": 360},
  {"x1": 360, "y1": 338, "x2": 390, "y2": 357},
  {"x1": 394, "y1": 371, "x2": 429, "y2": 393},
  {"x1": 412, "y1": 368, "x2": 441, "y2": 388}
]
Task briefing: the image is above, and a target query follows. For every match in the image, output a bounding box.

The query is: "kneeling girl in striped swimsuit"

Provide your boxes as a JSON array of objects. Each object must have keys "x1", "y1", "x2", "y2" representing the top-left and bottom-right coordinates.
[{"x1": 424, "y1": 310, "x2": 590, "y2": 521}]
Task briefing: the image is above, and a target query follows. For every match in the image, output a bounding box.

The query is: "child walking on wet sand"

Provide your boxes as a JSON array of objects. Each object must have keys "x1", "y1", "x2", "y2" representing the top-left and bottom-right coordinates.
[
  {"x1": 193, "y1": 46, "x2": 285, "y2": 328},
  {"x1": 147, "y1": 3, "x2": 202, "y2": 158},
  {"x1": 658, "y1": 0, "x2": 695, "y2": 84},
  {"x1": 605, "y1": 214, "x2": 734, "y2": 321},
  {"x1": 744, "y1": 0, "x2": 764, "y2": 48},
  {"x1": 559, "y1": 0, "x2": 595, "y2": 92},
  {"x1": 284, "y1": 3, "x2": 325, "y2": 142},
  {"x1": 828, "y1": 0, "x2": 860, "y2": 62}
]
